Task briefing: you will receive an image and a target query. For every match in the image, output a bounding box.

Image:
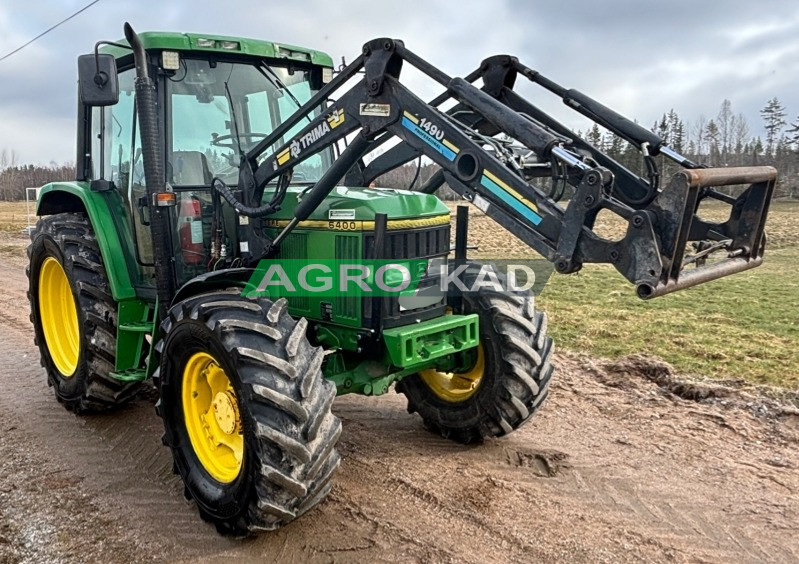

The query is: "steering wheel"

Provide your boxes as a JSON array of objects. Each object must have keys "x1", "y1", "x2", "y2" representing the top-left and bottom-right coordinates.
[{"x1": 211, "y1": 132, "x2": 269, "y2": 150}]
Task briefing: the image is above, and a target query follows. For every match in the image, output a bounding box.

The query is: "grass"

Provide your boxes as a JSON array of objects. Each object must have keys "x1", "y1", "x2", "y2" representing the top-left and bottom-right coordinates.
[
  {"x1": 456, "y1": 199, "x2": 799, "y2": 387},
  {"x1": 0, "y1": 201, "x2": 34, "y2": 232},
  {"x1": 537, "y1": 247, "x2": 799, "y2": 387}
]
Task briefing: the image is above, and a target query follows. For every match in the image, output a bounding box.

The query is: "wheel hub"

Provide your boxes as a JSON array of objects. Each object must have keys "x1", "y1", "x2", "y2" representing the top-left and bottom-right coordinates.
[
  {"x1": 38, "y1": 256, "x2": 80, "y2": 377},
  {"x1": 182, "y1": 352, "x2": 244, "y2": 483},
  {"x1": 213, "y1": 391, "x2": 240, "y2": 435},
  {"x1": 420, "y1": 344, "x2": 485, "y2": 403}
]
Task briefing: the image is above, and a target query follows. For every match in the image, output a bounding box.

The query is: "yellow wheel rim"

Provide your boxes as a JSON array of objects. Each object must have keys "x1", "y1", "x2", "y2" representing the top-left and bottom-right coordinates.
[
  {"x1": 420, "y1": 344, "x2": 485, "y2": 403},
  {"x1": 182, "y1": 352, "x2": 244, "y2": 483},
  {"x1": 38, "y1": 256, "x2": 80, "y2": 377}
]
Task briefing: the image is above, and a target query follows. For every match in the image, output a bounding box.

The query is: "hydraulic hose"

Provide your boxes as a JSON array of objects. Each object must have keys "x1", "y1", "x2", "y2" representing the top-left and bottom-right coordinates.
[{"x1": 211, "y1": 174, "x2": 290, "y2": 218}]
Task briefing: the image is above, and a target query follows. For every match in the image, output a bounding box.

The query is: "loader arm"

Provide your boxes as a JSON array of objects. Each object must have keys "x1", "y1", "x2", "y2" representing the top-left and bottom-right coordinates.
[{"x1": 230, "y1": 38, "x2": 775, "y2": 300}]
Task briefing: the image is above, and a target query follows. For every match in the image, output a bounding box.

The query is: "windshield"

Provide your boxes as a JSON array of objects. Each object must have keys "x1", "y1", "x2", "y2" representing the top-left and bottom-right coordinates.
[{"x1": 168, "y1": 58, "x2": 330, "y2": 186}]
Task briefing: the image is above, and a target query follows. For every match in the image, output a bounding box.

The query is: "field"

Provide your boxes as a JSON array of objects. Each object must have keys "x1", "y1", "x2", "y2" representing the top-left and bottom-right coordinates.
[
  {"x1": 0, "y1": 200, "x2": 35, "y2": 232},
  {"x1": 6, "y1": 198, "x2": 797, "y2": 385},
  {"x1": 457, "y1": 199, "x2": 799, "y2": 387}
]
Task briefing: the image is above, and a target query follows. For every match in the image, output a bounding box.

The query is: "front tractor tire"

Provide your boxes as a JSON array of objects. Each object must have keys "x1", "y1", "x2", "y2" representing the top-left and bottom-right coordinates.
[
  {"x1": 397, "y1": 265, "x2": 554, "y2": 443},
  {"x1": 154, "y1": 292, "x2": 341, "y2": 535},
  {"x1": 27, "y1": 213, "x2": 139, "y2": 413}
]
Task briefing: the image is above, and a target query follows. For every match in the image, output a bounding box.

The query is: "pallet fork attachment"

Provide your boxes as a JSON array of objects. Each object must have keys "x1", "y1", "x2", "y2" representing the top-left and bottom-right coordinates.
[
  {"x1": 638, "y1": 166, "x2": 774, "y2": 298},
  {"x1": 228, "y1": 38, "x2": 775, "y2": 300}
]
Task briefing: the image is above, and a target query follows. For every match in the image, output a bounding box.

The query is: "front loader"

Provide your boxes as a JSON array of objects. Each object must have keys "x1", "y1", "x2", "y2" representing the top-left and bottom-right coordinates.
[{"x1": 27, "y1": 23, "x2": 774, "y2": 535}]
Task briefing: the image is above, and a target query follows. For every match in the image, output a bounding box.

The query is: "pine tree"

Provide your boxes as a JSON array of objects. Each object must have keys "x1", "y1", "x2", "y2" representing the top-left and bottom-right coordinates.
[
  {"x1": 608, "y1": 135, "x2": 624, "y2": 161},
  {"x1": 760, "y1": 97, "x2": 787, "y2": 156},
  {"x1": 656, "y1": 114, "x2": 670, "y2": 145},
  {"x1": 787, "y1": 116, "x2": 799, "y2": 149},
  {"x1": 586, "y1": 124, "x2": 602, "y2": 148},
  {"x1": 774, "y1": 135, "x2": 792, "y2": 174},
  {"x1": 751, "y1": 137, "x2": 764, "y2": 165},
  {"x1": 601, "y1": 132, "x2": 614, "y2": 153},
  {"x1": 667, "y1": 109, "x2": 685, "y2": 153},
  {"x1": 622, "y1": 139, "x2": 641, "y2": 173},
  {"x1": 705, "y1": 120, "x2": 721, "y2": 165}
]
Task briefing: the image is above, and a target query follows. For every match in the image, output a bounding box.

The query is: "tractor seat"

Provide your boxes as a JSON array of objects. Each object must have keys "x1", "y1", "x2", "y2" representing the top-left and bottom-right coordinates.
[{"x1": 171, "y1": 151, "x2": 213, "y2": 186}]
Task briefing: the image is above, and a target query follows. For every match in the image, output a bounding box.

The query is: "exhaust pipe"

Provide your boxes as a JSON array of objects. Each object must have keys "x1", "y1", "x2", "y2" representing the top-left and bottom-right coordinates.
[{"x1": 124, "y1": 22, "x2": 176, "y2": 315}]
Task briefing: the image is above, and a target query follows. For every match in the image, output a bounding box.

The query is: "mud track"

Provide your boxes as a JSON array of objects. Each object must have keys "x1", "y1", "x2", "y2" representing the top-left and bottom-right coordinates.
[{"x1": 0, "y1": 259, "x2": 797, "y2": 563}]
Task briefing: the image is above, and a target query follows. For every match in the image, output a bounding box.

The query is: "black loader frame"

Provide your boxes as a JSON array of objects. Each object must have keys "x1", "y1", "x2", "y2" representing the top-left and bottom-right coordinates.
[{"x1": 212, "y1": 38, "x2": 774, "y2": 302}]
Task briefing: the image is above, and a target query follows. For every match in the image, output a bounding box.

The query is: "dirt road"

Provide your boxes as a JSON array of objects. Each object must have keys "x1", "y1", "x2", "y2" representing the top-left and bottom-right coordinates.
[{"x1": 1, "y1": 256, "x2": 797, "y2": 563}]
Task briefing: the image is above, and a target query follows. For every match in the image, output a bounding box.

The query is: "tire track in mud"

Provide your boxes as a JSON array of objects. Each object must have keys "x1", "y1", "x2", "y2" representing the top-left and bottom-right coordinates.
[
  {"x1": 327, "y1": 401, "x2": 797, "y2": 563},
  {"x1": 0, "y1": 267, "x2": 235, "y2": 556},
  {"x1": 563, "y1": 470, "x2": 777, "y2": 562},
  {"x1": 0, "y1": 340, "x2": 212, "y2": 545}
]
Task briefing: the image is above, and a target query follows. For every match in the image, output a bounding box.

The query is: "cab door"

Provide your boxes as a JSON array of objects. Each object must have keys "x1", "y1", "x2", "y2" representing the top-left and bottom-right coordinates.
[{"x1": 91, "y1": 66, "x2": 155, "y2": 281}]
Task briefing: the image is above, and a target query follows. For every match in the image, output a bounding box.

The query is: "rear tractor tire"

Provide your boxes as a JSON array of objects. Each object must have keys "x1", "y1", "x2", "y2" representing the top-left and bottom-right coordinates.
[
  {"x1": 154, "y1": 291, "x2": 341, "y2": 535},
  {"x1": 397, "y1": 264, "x2": 554, "y2": 443},
  {"x1": 27, "y1": 213, "x2": 140, "y2": 413}
]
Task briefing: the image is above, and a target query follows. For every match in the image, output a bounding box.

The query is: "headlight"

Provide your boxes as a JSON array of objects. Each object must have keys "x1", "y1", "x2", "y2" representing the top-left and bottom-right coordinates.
[{"x1": 162, "y1": 51, "x2": 180, "y2": 71}]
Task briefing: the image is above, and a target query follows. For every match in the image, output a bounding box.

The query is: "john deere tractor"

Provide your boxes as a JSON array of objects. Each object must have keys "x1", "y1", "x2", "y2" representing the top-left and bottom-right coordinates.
[{"x1": 28, "y1": 23, "x2": 775, "y2": 534}]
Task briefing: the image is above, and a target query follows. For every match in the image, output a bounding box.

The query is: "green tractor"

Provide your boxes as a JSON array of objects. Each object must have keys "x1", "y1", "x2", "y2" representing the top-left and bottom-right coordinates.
[{"x1": 28, "y1": 23, "x2": 774, "y2": 534}]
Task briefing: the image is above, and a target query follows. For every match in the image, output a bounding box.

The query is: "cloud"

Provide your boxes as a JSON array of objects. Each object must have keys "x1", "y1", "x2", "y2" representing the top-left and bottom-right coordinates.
[
  {"x1": 510, "y1": 1, "x2": 799, "y2": 132},
  {"x1": 0, "y1": 0, "x2": 797, "y2": 163}
]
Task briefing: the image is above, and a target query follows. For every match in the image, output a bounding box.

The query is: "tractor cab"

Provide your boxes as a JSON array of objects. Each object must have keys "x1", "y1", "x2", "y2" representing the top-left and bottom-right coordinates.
[{"x1": 78, "y1": 33, "x2": 337, "y2": 285}]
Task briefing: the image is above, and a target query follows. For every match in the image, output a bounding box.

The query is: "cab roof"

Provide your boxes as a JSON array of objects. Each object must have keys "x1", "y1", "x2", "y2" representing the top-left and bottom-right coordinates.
[{"x1": 101, "y1": 31, "x2": 334, "y2": 67}]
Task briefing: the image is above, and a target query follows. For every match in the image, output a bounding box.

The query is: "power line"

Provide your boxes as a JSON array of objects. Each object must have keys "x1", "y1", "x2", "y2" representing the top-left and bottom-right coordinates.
[{"x1": 0, "y1": 0, "x2": 102, "y2": 64}]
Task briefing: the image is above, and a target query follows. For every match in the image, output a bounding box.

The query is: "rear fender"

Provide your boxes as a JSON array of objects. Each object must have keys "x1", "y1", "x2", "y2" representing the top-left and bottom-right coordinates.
[{"x1": 37, "y1": 182, "x2": 138, "y2": 301}]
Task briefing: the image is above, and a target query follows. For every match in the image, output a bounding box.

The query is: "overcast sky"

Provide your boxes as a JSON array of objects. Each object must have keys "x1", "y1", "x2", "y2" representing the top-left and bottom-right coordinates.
[{"x1": 0, "y1": 0, "x2": 798, "y2": 164}]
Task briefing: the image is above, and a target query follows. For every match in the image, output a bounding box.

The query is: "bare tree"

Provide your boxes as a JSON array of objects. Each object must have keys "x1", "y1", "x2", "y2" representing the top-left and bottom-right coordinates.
[
  {"x1": 0, "y1": 151, "x2": 76, "y2": 201},
  {"x1": 691, "y1": 115, "x2": 709, "y2": 160},
  {"x1": 732, "y1": 113, "x2": 750, "y2": 166},
  {"x1": 717, "y1": 99, "x2": 733, "y2": 163}
]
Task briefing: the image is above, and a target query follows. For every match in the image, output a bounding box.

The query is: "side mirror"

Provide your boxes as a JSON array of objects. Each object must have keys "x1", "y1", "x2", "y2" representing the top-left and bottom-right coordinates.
[{"x1": 78, "y1": 53, "x2": 119, "y2": 106}]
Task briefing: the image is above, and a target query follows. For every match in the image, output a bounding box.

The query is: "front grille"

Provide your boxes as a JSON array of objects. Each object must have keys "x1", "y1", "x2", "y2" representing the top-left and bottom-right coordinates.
[
  {"x1": 364, "y1": 224, "x2": 450, "y2": 260},
  {"x1": 363, "y1": 223, "x2": 451, "y2": 329},
  {"x1": 279, "y1": 233, "x2": 309, "y2": 313},
  {"x1": 335, "y1": 235, "x2": 360, "y2": 322}
]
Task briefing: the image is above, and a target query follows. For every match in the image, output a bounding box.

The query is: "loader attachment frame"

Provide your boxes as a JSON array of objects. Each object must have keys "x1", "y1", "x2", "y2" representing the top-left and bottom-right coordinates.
[{"x1": 230, "y1": 38, "x2": 775, "y2": 300}]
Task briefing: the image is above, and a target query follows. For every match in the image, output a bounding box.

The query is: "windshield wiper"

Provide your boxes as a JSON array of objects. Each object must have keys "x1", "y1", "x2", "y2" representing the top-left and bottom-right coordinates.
[{"x1": 257, "y1": 63, "x2": 312, "y2": 122}]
